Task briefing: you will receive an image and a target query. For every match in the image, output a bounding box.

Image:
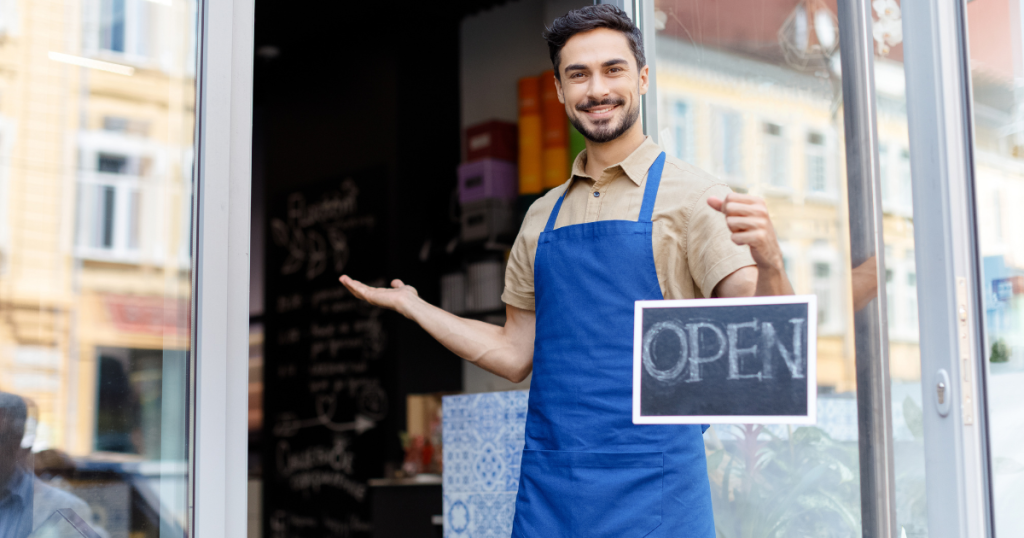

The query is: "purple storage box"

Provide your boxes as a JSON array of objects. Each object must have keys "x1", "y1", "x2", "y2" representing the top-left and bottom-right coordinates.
[{"x1": 457, "y1": 159, "x2": 518, "y2": 204}]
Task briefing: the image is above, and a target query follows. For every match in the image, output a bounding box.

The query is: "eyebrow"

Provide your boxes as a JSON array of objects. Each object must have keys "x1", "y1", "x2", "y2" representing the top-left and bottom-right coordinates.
[{"x1": 563, "y1": 58, "x2": 630, "y2": 73}]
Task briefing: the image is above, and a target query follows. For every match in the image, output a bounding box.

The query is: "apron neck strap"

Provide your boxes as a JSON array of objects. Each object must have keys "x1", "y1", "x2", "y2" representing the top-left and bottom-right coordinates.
[
  {"x1": 638, "y1": 152, "x2": 666, "y2": 223},
  {"x1": 543, "y1": 188, "x2": 568, "y2": 232},
  {"x1": 542, "y1": 151, "x2": 668, "y2": 232}
]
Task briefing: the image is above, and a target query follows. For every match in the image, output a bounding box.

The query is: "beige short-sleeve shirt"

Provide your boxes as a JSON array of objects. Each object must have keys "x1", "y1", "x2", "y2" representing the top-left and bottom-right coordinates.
[{"x1": 502, "y1": 137, "x2": 755, "y2": 311}]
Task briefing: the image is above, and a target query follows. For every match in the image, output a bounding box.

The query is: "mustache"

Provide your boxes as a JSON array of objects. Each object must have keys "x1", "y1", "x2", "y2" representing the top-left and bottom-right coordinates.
[{"x1": 575, "y1": 98, "x2": 625, "y2": 112}]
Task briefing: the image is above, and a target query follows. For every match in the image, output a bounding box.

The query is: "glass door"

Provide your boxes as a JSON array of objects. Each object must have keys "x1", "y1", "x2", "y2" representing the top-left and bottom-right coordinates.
[
  {"x1": 0, "y1": 0, "x2": 200, "y2": 536},
  {"x1": 644, "y1": 0, "x2": 914, "y2": 535},
  {"x1": 962, "y1": 1, "x2": 1024, "y2": 535}
]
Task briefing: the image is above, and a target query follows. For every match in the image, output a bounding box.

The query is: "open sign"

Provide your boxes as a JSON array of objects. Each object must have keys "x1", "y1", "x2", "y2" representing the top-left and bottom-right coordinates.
[{"x1": 632, "y1": 295, "x2": 817, "y2": 425}]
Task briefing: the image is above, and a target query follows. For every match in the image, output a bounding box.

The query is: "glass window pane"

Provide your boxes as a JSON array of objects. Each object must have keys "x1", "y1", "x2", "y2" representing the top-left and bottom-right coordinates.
[
  {"x1": 964, "y1": 1, "x2": 1024, "y2": 534},
  {"x1": 866, "y1": 3, "x2": 926, "y2": 535},
  {"x1": 0, "y1": 1, "x2": 198, "y2": 537},
  {"x1": 654, "y1": 1, "x2": 870, "y2": 534}
]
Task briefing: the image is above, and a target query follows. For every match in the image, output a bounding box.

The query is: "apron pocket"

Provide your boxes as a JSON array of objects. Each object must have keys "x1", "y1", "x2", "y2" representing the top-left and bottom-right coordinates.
[{"x1": 516, "y1": 450, "x2": 664, "y2": 538}]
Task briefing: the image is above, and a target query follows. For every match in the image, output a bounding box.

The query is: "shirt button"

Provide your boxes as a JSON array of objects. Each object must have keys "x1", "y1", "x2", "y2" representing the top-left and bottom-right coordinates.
[{"x1": 593, "y1": 191, "x2": 600, "y2": 197}]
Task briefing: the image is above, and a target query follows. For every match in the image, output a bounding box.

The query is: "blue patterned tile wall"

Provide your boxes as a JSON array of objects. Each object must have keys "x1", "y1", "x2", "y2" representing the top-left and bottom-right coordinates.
[{"x1": 442, "y1": 390, "x2": 528, "y2": 538}]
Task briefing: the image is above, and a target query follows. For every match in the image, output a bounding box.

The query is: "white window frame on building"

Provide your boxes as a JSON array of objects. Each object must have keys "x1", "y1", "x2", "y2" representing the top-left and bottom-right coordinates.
[
  {"x1": 808, "y1": 244, "x2": 842, "y2": 335},
  {"x1": 662, "y1": 96, "x2": 695, "y2": 163},
  {"x1": 0, "y1": 115, "x2": 13, "y2": 275},
  {"x1": 711, "y1": 107, "x2": 744, "y2": 188},
  {"x1": 762, "y1": 120, "x2": 790, "y2": 191},
  {"x1": 75, "y1": 132, "x2": 165, "y2": 263},
  {"x1": 804, "y1": 127, "x2": 839, "y2": 201}
]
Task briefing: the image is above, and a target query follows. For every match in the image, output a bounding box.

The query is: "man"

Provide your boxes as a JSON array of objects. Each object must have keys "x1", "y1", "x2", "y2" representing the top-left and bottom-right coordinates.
[
  {"x1": 0, "y1": 392, "x2": 106, "y2": 538},
  {"x1": 0, "y1": 392, "x2": 34, "y2": 538},
  {"x1": 340, "y1": 5, "x2": 791, "y2": 535}
]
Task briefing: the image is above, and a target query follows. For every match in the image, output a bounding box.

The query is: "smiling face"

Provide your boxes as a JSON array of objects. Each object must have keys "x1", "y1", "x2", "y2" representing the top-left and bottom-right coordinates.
[{"x1": 555, "y1": 27, "x2": 648, "y2": 144}]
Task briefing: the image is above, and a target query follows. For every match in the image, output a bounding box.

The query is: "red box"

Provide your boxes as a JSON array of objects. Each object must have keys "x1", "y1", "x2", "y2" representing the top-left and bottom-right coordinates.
[{"x1": 465, "y1": 120, "x2": 518, "y2": 163}]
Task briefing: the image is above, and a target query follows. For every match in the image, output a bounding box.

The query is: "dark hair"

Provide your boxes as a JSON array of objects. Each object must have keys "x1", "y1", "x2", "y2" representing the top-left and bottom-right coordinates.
[{"x1": 543, "y1": 5, "x2": 645, "y2": 80}]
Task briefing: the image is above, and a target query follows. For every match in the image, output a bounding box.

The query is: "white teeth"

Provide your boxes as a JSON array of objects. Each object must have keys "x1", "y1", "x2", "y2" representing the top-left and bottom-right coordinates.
[{"x1": 588, "y1": 107, "x2": 614, "y2": 114}]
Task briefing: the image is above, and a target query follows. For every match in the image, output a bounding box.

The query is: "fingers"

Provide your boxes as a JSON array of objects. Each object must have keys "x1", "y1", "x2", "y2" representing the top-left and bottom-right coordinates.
[
  {"x1": 709, "y1": 193, "x2": 767, "y2": 216},
  {"x1": 339, "y1": 275, "x2": 371, "y2": 300},
  {"x1": 729, "y1": 230, "x2": 769, "y2": 247},
  {"x1": 707, "y1": 196, "x2": 723, "y2": 212},
  {"x1": 719, "y1": 200, "x2": 768, "y2": 218},
  {"x1": 725, "y1": 216, "x2": 765, "y2": 232},
  {"x1": 721, "y1": 192, "x2": 762, "y2": 205},
  {"x1": 391, "y1": 279, "x2": 404, "y2": 288}
]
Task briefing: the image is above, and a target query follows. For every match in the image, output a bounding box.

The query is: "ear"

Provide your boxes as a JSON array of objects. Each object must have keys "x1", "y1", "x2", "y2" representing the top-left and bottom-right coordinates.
[
  {"x1": 638, "y1": 63, "x2": 650, "y2": 96},
  {"x1": 554, "y1": 75, "x2": 565, "y2": 104}
]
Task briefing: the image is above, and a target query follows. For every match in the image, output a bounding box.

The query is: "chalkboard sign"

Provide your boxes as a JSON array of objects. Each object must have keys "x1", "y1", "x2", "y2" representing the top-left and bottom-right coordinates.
[
  {"x1": 263, "y1": 169, "x2": 391, "y2": 538},
  {"x1": 632, "y1": 296, "x2": 817, "y2": 425}
]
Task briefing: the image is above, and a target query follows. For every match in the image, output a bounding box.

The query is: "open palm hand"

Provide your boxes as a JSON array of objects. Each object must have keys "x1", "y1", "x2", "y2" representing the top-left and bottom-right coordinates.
[{"x1": 339, "y1": 275, "x2": 419, "y2": 316}]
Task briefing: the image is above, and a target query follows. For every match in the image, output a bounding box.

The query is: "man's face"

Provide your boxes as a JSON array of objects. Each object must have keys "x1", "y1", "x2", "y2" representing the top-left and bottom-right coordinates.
[{"x1": 555, "y1": 28, "x2": 649, "y2": 143}]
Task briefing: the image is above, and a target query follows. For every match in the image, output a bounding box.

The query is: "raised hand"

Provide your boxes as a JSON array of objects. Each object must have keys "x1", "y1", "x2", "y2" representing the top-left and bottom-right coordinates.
[
  {"x1": 339, "y1": 276, "x2": 419, "y2": 317},
  {"x1": 707, "y1": 193, "x2": 785, "y2": 271}
]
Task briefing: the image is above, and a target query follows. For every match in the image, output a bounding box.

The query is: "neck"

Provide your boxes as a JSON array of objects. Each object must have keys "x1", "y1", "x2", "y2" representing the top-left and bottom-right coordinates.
[{"x1": 583, "y1": 123, "x2": 646, "y2": 178}]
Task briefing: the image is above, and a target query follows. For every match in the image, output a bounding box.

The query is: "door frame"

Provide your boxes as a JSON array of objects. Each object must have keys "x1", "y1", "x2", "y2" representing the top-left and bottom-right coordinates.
[
  {"x1": 190, "y1": 0, "x2": 255, "y2": 536},
  {"x1": 903, "y1": 0, "x2": 993, "y2": 535}
]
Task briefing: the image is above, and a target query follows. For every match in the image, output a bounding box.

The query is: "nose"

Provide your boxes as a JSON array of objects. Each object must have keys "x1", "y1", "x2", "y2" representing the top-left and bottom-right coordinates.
[{"x1": 586, "y1": 72, "x2": 611, "y2": 103}]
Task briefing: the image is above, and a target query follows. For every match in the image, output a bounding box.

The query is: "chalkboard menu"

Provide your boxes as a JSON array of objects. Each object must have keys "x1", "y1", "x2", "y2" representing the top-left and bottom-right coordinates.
[
  {"x1": 263, "y1": 170, "x2": 391, "y2": 538},
  {"x1": 632, "y1": 296, "x2": 817, "y2": 425}
]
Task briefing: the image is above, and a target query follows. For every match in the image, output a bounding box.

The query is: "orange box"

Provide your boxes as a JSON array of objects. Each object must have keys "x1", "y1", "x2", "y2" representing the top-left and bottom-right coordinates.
[
  {"x1": 540, "y1": 70, "x2": 568, "y2": 189},
  {"x1": 518, "y1": 76, "x2": 543, "y2": 194}
]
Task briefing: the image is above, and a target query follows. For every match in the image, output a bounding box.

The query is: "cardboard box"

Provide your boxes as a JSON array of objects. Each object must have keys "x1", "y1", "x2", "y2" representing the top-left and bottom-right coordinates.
[
  {"x1": 466, "y1": 120, "x2": 518, "y2": 163},
  {"x1": 458, "y1": 159, "x2": 518, "y2": 204},
  {"x1": 460, "y1": 198, "x2": 515, "y2": 243},
  {"x1": 407, "y1": 393, "x2": 445, "y2": 439},
  {"x1": 518, "y1": 77, "x2": 543, "y2": 194}
]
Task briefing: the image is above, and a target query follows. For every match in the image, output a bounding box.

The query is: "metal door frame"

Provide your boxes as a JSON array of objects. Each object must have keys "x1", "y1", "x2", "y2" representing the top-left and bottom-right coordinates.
[
  {"x1": 902, "y1": 0, "x2": 993, "y2": 536},
  {"x1": 190, "y1": 0, "x2": 255, "y2": 536}
]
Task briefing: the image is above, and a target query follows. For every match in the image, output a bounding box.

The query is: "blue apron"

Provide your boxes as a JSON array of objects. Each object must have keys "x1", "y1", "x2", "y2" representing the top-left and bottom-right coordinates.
[{"x1": 511, "y1": 152, "x2": 715, "y2": 537}]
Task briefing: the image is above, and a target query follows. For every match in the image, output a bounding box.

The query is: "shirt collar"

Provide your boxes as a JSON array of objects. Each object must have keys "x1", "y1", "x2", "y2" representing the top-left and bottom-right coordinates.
[{"x1": 570, "y1": 136, "x2": 663, "y2": 186}]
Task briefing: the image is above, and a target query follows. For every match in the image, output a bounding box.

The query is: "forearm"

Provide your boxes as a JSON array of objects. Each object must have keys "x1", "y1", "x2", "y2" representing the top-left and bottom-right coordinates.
[
  {"x1": 754, "y1": 263, "x2": 794, "y2": 297},
  {"x1": 400, "y1": 297, "x2": 532, "y2": 382}
]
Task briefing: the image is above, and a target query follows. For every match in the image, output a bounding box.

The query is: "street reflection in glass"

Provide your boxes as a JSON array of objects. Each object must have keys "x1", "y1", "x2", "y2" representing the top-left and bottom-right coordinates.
[
  {"x1": 0, "y1": 0, "x2": 198, "y2": 536},
  {"x1": 965, "y1": 1, "x2": 1024, "y2": 535},
  {"x1": 654, "y1": 1, "x2": 922, "y2": 535}
]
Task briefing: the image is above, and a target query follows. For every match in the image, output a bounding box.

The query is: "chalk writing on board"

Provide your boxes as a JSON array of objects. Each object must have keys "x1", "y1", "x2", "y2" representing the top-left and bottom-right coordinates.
[
  {"x1": 265, "y1": 169, "x2": 390, "y2": 537},
  {"x1": 642, "y1": 318, "x2": 805, "y2": 384},
  {"x1": 271, "y1": 381, "x2": 385, "y2": 438},
  {"x1": 271, "y1": 510, "x2": 372, "y2": 538},
  {"x1": 634, "y1": 296, "x2": 817, "y2": 424},
  {"x1": 270, "y1": 180, "x2": 374, "y2": 280}
]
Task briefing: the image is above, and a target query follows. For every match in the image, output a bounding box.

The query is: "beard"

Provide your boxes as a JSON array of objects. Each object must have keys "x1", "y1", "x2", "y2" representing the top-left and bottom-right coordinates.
[{"x1": 568, "y1": 97, "x2": 641, "y2": 144}]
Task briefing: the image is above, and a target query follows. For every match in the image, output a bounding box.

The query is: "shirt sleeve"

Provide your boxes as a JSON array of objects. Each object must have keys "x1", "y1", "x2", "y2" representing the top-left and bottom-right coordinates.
[
  {"x1": 502, "y1": 213, "x2": 539, "y2": 312},
  {"x1": 687, "y1": 184, "x2": 756, "y2": 298}
]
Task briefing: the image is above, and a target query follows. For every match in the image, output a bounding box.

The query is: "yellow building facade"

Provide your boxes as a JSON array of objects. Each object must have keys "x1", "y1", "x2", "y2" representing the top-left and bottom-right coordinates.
[
  {"x1": 0, "y1": 0, "x2": 195, "y2": 458},
  {"x1": 655, "y1": 38, "x2": 921, "y2": 393}
]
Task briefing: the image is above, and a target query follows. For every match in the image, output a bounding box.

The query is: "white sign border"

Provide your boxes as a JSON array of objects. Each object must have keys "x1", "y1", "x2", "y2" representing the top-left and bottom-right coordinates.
[{"x1": 632, "y1": 294, "x2": 818, "y2": 425}]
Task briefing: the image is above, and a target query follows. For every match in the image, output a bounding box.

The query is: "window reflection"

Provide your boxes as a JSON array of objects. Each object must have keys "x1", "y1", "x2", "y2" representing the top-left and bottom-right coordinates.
[
  {"x1": 655, "y1": 0, "x2": 922, "y2": 535},
  {"x1": 965, "y1": 0, "x2": 1024, "y2": 534},
  {"x1": 0, "y1": 0, "x2": 197, "y2": 536}
]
